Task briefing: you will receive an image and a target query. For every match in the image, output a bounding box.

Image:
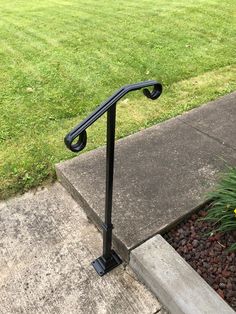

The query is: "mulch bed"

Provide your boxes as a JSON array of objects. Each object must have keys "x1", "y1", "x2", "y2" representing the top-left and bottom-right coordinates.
[{"x1": 163, "y1": 209, "x2": 236, "y2": 311}]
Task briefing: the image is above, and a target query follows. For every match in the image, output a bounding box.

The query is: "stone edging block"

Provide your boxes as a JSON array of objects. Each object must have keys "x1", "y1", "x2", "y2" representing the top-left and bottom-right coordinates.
[{"x1": 130, "y1": 235, "x2": 235, "y2": 314}]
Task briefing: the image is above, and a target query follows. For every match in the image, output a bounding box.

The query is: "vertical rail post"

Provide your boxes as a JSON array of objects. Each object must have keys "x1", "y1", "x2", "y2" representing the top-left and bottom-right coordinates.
[
  {"x1": 103, "y1": 104, "x2": 116, "y2": 258},
  {"x1": 92, "y1": 104, "x2": 122, "y2": 276}
]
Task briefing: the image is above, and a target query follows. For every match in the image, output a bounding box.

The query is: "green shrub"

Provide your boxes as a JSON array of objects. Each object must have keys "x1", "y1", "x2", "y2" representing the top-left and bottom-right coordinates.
[{"x1": 204, "y1": 167, "x2": 236, "y2": 251}]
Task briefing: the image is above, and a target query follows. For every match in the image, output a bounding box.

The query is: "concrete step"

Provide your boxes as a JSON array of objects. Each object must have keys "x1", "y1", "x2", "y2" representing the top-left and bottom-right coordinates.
[{"x1": 56, "y1": 92, "x2": 236, "y2": 261}]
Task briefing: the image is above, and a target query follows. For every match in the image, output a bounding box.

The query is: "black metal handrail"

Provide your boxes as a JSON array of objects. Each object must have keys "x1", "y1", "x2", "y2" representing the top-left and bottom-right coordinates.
[
  {"x1": 65, "y1": 80, "x2": 162, "y2": 153},
  {"x1": 64, "y1": 80, "x2": 162, "y2": 276}
]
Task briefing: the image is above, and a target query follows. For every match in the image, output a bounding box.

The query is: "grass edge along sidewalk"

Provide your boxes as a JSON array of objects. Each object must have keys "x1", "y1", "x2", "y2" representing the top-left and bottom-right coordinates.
[
  {"x1": 1, "y1": 65, "x2": 235, "y2": 199},
  {"x1": 0, "y1": 0, "x2": 235, "y2": 199}
]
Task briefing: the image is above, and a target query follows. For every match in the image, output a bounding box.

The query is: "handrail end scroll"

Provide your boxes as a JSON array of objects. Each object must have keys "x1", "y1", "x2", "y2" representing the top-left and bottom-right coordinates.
[
  {"x1": 143, "y1": 82, "x2": 162, "y2": 100},
  {"x1": 64, "y1": 130, "x2": 87, "y2": 153}
]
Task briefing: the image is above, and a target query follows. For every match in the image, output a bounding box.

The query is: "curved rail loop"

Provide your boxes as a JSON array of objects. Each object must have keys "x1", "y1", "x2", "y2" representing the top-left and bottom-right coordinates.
[
  {"x1": 64, "y1": 80, "x2": 162, "y2": 276},
  {"x1": 65, "y1": 80, "x2": 162, "y2": 153}
]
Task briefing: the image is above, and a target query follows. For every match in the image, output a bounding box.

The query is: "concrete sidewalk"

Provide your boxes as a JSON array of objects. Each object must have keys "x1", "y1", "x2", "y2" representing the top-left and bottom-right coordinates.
[
  {"x1": 0, "y1": 183, "x2": 162, "y2": 314},
  {"x1": 1, "y1": 92, "x2": 235, "y2": 314},
  {"x1": 56, "y1": 92, "x2": 236, "y2": 261}
]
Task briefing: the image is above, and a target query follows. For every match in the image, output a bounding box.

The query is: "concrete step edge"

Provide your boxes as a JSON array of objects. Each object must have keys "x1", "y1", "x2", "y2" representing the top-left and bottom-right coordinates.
[{"x1": 56, "y1": 166, "x2": 130, "y2": 261}]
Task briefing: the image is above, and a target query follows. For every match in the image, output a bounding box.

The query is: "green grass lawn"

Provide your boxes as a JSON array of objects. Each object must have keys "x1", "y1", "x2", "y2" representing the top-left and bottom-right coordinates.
[{"x1": 0, "y1": 0, "x2": 235, "y2": 199}]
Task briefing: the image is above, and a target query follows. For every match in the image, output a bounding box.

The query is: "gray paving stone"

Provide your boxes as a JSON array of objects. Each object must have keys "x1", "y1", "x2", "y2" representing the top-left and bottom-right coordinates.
[
  {"x1": 56, "y1": 96, "x2": 236, "y2": 260},
  {"x1": 0, "y1": 183, "x2": 161, "y2": 314},
  {"x1": 130, "y1": 235, "x2": 235, "y2": 314}
]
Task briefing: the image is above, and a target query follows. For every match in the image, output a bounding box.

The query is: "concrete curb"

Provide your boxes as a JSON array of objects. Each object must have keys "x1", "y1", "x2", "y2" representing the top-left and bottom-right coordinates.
[{"x1": 130, "y1": 235, "x2": 235, "y2": 314}]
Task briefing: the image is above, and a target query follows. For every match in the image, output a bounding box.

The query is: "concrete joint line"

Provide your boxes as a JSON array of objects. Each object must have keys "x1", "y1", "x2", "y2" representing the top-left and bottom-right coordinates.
[{"x1": 176, "y1": 116, "x2": 236, "y2": 153}]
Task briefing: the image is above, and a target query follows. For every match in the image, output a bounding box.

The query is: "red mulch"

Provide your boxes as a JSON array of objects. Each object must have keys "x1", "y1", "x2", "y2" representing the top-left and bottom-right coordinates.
[{"x1": 164, "y1": 210, "x2": 236, "y2": 311}]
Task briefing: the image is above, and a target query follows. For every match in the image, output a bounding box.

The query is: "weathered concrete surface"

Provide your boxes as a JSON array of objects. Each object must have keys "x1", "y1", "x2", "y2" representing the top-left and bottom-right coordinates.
[
  {"x1": 0, "y1": 183, "x2": 161, "y2": 314},
  {"x1": 178, "y1": 92, "x2": 236, "y2": 150},
  {"x1": 130, "y1": 235, "x2": 235, "y2": 314},
  {"x1": 56, "y1": 93, "x2": 236, "y2": 260}
]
